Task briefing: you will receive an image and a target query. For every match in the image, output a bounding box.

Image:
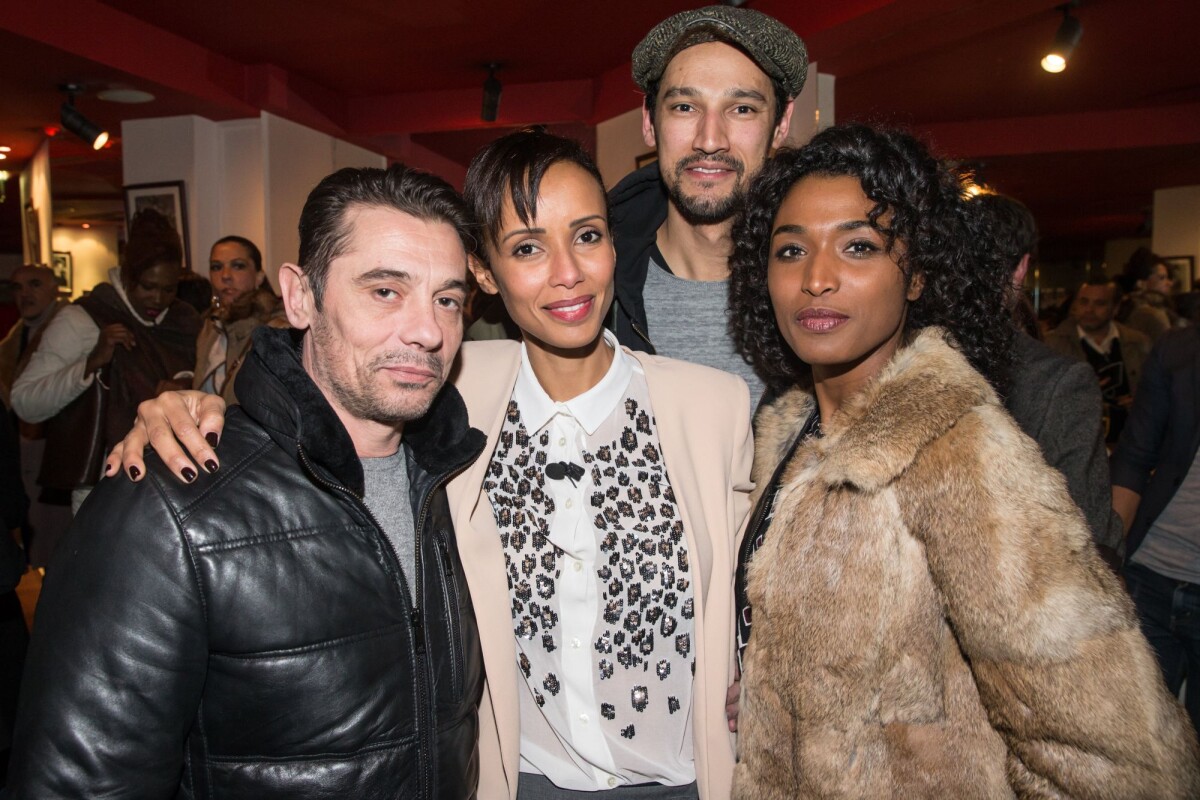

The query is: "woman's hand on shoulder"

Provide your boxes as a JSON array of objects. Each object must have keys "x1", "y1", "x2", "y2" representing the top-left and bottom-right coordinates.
[{"x1": 103, "y1": 390, "x2": 228, "y2": 484}]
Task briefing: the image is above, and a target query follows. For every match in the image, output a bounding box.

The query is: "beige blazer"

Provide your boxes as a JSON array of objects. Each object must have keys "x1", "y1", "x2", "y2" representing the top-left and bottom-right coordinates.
[{"x1": 447, "y1": 339, "x2": 754, "y2": 800}]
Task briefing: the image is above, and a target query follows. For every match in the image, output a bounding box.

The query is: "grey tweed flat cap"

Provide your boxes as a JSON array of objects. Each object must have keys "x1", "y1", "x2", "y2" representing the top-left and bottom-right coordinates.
[{"x1": 632, "y1": 5, "x2": 808, "y2": 97}]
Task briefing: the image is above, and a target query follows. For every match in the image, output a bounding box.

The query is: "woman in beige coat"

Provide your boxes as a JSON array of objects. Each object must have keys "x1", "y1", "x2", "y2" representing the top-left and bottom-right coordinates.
[
  {"x1": 106, "y1": 130, "x2": 752, "y2": 800},
  {"x1": 726, "y1": 124, "x2": 1200, "y2": 798}
]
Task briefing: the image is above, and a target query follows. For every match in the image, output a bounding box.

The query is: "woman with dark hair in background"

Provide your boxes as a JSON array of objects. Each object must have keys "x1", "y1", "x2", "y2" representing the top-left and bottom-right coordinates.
[
  {"x1": 194, "y1": 235, "x2": 285, "y2": 402},
  {"x1": 727, "y1": 123, "x2": 1199, "y2": 798},
  {"x1": 1120, "y1": 246, "x2": 1181, "y2": 342},
  {"x1": 11, "y1": 209, "x2": 198, "y2": 512}
]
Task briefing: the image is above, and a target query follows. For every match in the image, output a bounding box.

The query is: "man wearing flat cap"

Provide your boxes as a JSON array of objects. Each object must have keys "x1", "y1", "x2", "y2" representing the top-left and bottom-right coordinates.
[{"x1": 609, "y1": 5, "x2": 807, "y2": 408}]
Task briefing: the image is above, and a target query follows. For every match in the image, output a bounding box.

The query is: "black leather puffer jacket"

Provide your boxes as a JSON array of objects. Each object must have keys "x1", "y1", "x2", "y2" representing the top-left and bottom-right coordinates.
[{"x1": 12, "y1": 327, "x2": 487, "y2": 799}]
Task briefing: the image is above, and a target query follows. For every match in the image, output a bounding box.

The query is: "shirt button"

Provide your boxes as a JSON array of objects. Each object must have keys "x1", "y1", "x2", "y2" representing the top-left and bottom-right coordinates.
[
  {"x1": 558, "y1": 437, "x2": 567, "y2": 446},
  {"x1": 571, "y1": 637, "x2": 581, "y2": 648},
  {"x1": 580, "y1": 713, "x2": 589, "y2": 724},
  {"x1": 572, "y1": 561, "x2": 583, "y2": 572},
  {"x1": 565, "y1": 498, "x2": 574, "y2": 509},
  {"x1": 607, "y1": 777, "x2": 618, "y2": 788}
]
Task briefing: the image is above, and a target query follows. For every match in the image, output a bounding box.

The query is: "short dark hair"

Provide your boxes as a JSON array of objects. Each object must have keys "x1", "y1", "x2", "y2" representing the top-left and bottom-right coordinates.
[
  {"x1": 463, "y1": 127, "x2": 606, "y2": 259},
  {"x1": 211, "y1": 235, "x2": 263, "y2": 272},
  {"x1": 972, "y1": 193, "x2": 1038, "y2": 270},
  {"x1": 297, "y1": 164, "x2": 474, "y2": 308},
  {"x1": 642, "y1": 25, "x2": 790, "y2": 131},
  {"x1": 122, "y1": 209, "x2": 183, "y2": 286},
  {"x1": 1080, "y1": 277, "x2": 1123, "y2": 308},
  {"x1": 1121, "y1": 246, "x2": 1171, "y2": 285},
  {"x1": 728, "y1": 123, "x2": 1012, "y2": 394}
]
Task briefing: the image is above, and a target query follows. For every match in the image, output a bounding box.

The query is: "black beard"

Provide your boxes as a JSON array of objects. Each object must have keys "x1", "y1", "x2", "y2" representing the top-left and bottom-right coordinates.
[{"x1": 666, "y1": 154, "x2": 747, "y2": 225}]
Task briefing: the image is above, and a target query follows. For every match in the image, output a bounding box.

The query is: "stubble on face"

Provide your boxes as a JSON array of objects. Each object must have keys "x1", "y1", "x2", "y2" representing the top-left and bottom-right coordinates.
[
  {"x1": 666, "y1": 152, "x2": 747, "y2": 225},
  {"x1": 308, "y1": 311, "x2": 446, "y2": 426}
]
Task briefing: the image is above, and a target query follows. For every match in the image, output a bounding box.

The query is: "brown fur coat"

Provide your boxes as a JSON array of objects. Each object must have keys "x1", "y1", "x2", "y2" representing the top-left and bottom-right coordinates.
[{"x1": 734, "y1": 327, "x2": 1200, "y2": 799}]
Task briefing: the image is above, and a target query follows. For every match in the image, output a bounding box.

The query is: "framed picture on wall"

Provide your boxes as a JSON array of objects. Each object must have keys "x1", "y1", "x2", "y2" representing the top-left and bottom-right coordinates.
[
  {"x1": 51, "y1": 251, "x2": 73, "y2": 294},
  {"x1": 123, "y1": 180, "x2": 190, "y2": 270},
  {"x1": 1161, "y1": 255, "x2": 1196, "y2": 285}
]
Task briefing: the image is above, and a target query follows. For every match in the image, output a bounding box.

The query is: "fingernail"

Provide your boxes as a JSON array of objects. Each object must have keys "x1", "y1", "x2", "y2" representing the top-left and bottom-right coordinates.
[
  {"x1": 204, "y1": 459, "x2": 219, "y2": 473},
  {"x1": 206, "y1": 432, "x2": 219, "y2": 447},
  {"x1": 129, "y1": 466, "x2": 141, "y2": 480},
  {"x1": 181, "y1": 467, "x2": 197, "y2": 483}
]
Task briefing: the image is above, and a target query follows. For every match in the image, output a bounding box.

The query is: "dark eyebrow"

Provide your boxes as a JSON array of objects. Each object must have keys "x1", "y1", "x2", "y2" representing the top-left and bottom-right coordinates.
[
  {"x1": 771, "y1": 220, "x2": 873, "y2": 238},
  {"x1": 662, "y1": 87, "x2": 767, "y2": 103},
  {"x1": 355, "y1": 268, "x2": 412, "y2": 285},
  {"x1": 437, "y1": 278, "x2": 469, "y2": 294},
  {"x1": 502, "y1": 227, "x2": 544, "y2": 244},
  {"x1": 571, "y1": 214, "x2": 605, "y2": 227}
]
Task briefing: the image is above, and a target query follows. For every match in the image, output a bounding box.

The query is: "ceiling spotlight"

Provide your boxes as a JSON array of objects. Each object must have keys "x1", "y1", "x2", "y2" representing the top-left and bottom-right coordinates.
[
  {"x1": 1041, "y1": 3, "x2": 1082, "y2": 73},
  {"x1": 0, "y1": 146, "x2": 10, "y2": 152},
  {"x1": 481, "y1": 63, "x2": 502, "y2": 122},
  {"x1": 59, "y1": 83, "x2": 109, "y2": 150}
]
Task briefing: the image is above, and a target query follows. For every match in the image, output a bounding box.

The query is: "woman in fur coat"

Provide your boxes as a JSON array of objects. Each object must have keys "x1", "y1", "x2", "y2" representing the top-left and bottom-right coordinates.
[{"x1": 726, "y1": 123, "x2": 1200, "y2": 799}]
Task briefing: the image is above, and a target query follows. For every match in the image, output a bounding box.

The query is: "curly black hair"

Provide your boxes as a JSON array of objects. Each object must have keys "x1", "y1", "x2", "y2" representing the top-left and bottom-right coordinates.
[{"x1": 728, "y1": 123, "x2": 1012, "y2": 395}]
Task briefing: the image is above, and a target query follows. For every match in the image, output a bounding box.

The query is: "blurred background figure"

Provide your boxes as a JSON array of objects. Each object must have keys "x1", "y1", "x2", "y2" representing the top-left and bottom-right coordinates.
[
  {"x1": 0, "y1": 266, "x2": 70, "y2": 568},
  {"x1": 1112, "y1": 320, "x2": 1200, "y2": 733},
  {"x1": 0, "y1": 395, "x2": 30, "y2": 792},
  {"x1": 10, "y1": 209, "x2": 199, "y2": 514},
  {"x1": 974, "y1": 193, "x2": 1124, "y2": 564},
  {"x1": 1119, "y1": 246, "x2": 1181, "y2": 342},
  {"x1": 0, "y1": 266, "x2": 63, "y2": 405},
  {"x1": 1045, "y1": 278, "x2": 1151, "y2": 446},
  {"x1": 194, "y1": 236, "x2": 285, "y2": 403}
]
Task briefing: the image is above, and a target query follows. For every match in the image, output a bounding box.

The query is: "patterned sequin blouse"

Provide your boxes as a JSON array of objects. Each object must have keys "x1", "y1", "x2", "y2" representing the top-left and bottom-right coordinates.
[{"x1": 481, "y1": 335, "x2": 696, "y2": 791}]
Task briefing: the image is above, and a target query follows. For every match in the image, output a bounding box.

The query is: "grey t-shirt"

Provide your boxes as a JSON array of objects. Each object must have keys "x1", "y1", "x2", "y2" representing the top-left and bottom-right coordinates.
[
  {"x1": 1131, "y1": 447, "x2": 1200, "y2": 583},
  {"x1": 642, "y1": 250, "x2": 765, "y2": 407},
  {"x1": 361, "y1": 449, "x2": 417, "y2": 601}
]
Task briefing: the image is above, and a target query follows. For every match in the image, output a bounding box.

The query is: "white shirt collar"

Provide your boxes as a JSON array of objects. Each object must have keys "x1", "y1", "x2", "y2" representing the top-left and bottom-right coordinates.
[
  {"x1": 1077, "y1": 320, "x2": 1119, "y2": 355},
  {"x1": 511, "y1": 330, "x2": 634, "y2": 437}
]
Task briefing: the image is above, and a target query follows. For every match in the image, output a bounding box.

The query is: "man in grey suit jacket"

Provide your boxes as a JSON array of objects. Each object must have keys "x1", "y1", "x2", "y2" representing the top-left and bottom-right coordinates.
[{"x1": 976, "y1": 194, "x2": 1123, "y2": 562}]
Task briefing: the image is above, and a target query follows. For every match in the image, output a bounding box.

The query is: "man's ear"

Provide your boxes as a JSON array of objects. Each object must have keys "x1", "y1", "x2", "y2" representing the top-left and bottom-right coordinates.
[
  {"x1": 469, "y1": 255, "x2": 500, "y2": 296},
  {"x1": 771, "y1": 98, "x2": 796, "y2": 150},
  {"x1": 641, "y1": 100, "x2": 657, "y2": 150},
  {"x1": 278, "y1": 263, "x2": 314, "y2": 329}
]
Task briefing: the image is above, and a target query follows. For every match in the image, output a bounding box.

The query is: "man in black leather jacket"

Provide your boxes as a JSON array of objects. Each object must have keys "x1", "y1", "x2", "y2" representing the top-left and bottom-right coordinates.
[{"x1": 10, "y1": 165, "x2": 487, "y2": 799}]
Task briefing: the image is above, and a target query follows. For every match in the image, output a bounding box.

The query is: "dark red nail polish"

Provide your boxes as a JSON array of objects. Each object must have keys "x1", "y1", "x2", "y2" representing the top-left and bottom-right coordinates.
[
  {"x1": 181, "y1": 467, "x2": 197, "y2": 483},
  {"x1": 205, "y1": 460, "x2": 219, "y2": 473},
  {"x1": 128, "y1": 466, "x2": 141, "y2": 480},
  {"x1": 206, "y1": 432, "x2": 219, "y2": 447}
]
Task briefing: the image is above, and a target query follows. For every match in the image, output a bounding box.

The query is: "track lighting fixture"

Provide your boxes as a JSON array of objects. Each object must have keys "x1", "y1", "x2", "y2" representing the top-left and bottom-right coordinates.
[
  {"x1": 1041, "y1": 3, "x2": 1082, "y2": 74},
  {"x1": 481, "y1": 64, "x2": 502, "y2": 122},
  {"x1": 59, "y1": 84, "x2": 109, "y2": 149}
]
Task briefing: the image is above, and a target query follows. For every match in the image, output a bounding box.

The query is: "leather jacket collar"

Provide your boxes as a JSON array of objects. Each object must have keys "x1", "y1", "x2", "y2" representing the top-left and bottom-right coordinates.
[{"x1": 235, "y1": 326, "x2": 485, "y2": 498}]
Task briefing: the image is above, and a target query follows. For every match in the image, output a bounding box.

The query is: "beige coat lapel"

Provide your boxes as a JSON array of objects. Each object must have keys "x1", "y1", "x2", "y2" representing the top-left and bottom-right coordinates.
[{"x1": 446, "y1": 339, "x2": 524, "y2": 800}]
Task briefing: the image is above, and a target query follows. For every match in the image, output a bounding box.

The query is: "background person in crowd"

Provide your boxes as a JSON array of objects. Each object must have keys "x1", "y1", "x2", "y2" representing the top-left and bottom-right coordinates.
[
  {"x1": 0, "y1": 265, "x2": 71, "y2": 565},
  {"x1": 107, "y1": 128, "x2": 754, "y2": 800},
  {"x1": 10, "y1": 209, "x2": 199, "y2": 512},
  {"x1": 194, "y1": 235, "x2": 286, "y2": 402},
  {"x1": 11, "y1": 164, "x2": 485, "y2": 799},
  {"x1": 0, "y1": 265, "x2": 63, "y2": 405},
  {"x1": 0, "y1": 396, "x2": 29, "y2": 793},
  {"x1": 1044, "y1": 277, "x2": 1151, "y2": 446},
  {"x1": 972, "y1": 193, "x2": 1124, "y2": 563},
  {"x1": 1119, "y1": 246, "x2": 1179, "y2": 341},
  {"x1": 609, "y1": 5, "x2": 805, "y2": 407},
  {"x1": 1111, "y1": 322, "x2": 1200, "y2": 734},
  {"x1": 727, "y1": 124, "x2": 1199, "y2": 798}
]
